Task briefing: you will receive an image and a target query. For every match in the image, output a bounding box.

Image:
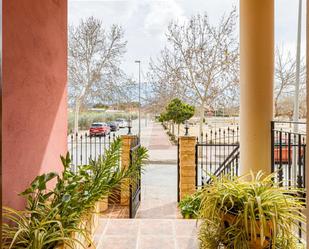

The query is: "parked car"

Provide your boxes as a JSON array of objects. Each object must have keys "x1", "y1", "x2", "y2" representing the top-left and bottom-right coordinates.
[
  {"x1": 89, "y1": 122, "x2": 110, "y2": 137},
  {"x1": 107, "y1": 121, "x2": 119, "y2": 132},
  {"x1": 115, "y1": 118, "x2": 128, "y2": 128}
]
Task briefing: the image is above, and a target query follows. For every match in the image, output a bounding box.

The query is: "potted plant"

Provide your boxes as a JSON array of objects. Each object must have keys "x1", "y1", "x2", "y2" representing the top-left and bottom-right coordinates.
[
  {"x1": 198, "y1": 171, "x2": 305, "y2": 249},
  {"x1": 178, "y1": 192, "x2": 201, "y2": 219}
]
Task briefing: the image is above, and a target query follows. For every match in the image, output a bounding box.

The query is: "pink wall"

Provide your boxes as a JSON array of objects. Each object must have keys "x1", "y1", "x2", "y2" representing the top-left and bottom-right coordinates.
[{"x1": 3, "y1": 0, "x2": 68, "y2": 209}]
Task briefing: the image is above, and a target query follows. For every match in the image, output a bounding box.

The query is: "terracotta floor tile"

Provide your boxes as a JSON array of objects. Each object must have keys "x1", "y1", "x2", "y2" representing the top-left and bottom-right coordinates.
[
  {"x1": 138, "y1": 235, "x2": 175, "y2": 249},
  {"x1": 175, "y1": 237, "x2": 199, "y2": 249},
  {"x1": 98, "y1": 236, "x2": 137, "y2": 249},
  {"x1": 105, "y1": 219, "x2": 139, "y2": 237},
  {"x1": 140, "y1": 220, "x2": 174, "y2": 236},
  {"x1": 174, "y1": 220, "x2": 198, "y2": 237}
]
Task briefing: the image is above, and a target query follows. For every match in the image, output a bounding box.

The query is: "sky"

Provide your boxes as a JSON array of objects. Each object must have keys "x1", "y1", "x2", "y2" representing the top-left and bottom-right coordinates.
[{"x1": 68, "y1": 0, "x2": 307, "y2": 82}]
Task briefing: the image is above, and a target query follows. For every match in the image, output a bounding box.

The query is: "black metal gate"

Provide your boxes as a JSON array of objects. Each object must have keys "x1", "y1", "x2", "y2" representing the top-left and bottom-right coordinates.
[
  {"x1": 195, "y1": 128, "x2": 240, "y2": 187},
  {"x1": 129, "y1": 137, "x2": 141, "y2": 218},
  {"x1": 177, "y1": 127, "x2": 240, "y2": 200}
]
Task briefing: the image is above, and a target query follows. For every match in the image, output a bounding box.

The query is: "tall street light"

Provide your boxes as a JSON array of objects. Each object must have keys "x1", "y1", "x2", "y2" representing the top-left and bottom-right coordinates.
[
  {"x1": 293, "y1": 0, "x2": 302, "y2": 129},
  {"x1": 135, "y1": 60, "x2": 141, "y2": 139},
  {"x1": 292, "y1": 0, "x2": 302, "y2": 184}
]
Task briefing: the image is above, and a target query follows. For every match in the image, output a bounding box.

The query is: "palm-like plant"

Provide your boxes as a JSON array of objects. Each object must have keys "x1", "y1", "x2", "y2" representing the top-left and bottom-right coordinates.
[
  {"x1": 2, "y1": 138, "x2": 148, "y2": 249},
  {"x1": 198, "y1": 171, "x2": 305, "y2": 249},
  {"x1": 2, "y1": 207, "x2": 85, "y2": 249}
]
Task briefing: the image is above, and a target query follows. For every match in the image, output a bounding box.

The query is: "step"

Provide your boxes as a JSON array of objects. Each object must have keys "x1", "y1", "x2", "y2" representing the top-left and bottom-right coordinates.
[{"x1": 94, "y1": 218, "x2": 199, "y2": 249}]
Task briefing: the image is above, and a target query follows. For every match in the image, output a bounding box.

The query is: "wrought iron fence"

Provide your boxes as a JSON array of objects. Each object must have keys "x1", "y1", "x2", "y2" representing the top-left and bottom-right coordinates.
[
  {"x1": 195, "y1": 127, "x2": 240, "y2": 187},
  {"x1": 271, "y1": 121, "x2": 306, "y2": 189},
  {"x1": 271, "y1": 121, "x2": 306, "y2": 243},
  {"x1": 129, "y1": 136, "x2": 141, "y2": 218},
  {"x1": 68, "y1": 132, "x2": 117, "y2": 170}
]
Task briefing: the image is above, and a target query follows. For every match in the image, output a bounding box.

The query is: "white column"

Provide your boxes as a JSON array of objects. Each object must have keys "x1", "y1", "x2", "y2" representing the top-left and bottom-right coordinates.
[{"x1": 239, "y1": 0, "x2": 274, "y2": 174}]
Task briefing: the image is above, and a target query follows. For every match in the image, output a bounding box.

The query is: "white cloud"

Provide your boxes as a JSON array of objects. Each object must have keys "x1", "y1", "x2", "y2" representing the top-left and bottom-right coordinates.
[
  {"x1": 143, "y1": 0, "x2": 187, "y2": 37},
  {"x1": 69, "y1": 0, "x2": 306, "y2": 79}
]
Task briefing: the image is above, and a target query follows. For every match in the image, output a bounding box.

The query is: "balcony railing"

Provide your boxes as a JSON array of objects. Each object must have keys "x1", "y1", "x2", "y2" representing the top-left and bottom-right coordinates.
[{"x1": 271, "y1": 121, "x2": 306, "y2": 189}]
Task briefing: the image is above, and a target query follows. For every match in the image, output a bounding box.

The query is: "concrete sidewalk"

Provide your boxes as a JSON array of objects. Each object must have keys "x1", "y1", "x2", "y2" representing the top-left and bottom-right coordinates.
[
  {"x1": 140, "y1": 121, "x2": 177, "y2": 164},
  {"x1": 136, "y1": 164, "x2": 180, "y2": 219}
]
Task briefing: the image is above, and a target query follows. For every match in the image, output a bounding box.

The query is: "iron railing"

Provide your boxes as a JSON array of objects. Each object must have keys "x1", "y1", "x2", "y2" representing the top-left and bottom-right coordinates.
[
  {"x1": 68, "y1": 132, "x2": 117, "y2": 171},
  {"x1": 195, "y1": 127, "x2": 240, "y2": 187},
  {"x1": 129, "y1": 136, "x2": 141, "y2": 218},
  {"x1": 271, "y1": 121, "x2": 306, "y2": 189},
  {"x1": 271, "y1": 121, "x2": 306, "y2": 243}
]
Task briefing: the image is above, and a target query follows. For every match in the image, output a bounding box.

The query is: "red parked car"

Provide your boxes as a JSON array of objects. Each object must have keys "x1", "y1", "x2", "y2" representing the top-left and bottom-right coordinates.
[{"x1": 89, "y1": 122, "x2": 110, "y2": 137}]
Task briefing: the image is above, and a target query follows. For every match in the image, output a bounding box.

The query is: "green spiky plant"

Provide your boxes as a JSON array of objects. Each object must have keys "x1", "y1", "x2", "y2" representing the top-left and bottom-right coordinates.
[
  {"x1": 2, "y1": 207, "x2": 85, "y2": 249},
  {"x1": 2, "y1": 138, "x2": 148, "y2": 249},
  {"x1": 198, "y1": 171, "x2": 305, "y2": 249},
  {"x1": 178, "y1": 191, "x2": 201, "y2": 219}
]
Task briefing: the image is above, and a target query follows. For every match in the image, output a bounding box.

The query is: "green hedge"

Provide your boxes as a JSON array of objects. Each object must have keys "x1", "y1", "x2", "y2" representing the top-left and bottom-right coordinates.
[{"x1": 68, "y1": 112, "x2": 138, "y2": 132}]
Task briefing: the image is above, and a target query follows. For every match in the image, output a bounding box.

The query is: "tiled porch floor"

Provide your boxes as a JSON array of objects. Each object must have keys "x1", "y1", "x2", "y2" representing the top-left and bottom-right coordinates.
[{"x1": 94, "y1": 218, "x2": 199, "y2": 249}]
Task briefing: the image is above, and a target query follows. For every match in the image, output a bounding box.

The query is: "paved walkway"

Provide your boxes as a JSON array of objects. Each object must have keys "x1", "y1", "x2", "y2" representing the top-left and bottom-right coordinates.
[
  {"x1": 137, "y1": 164, "x2": 179, "y2": 219},
  {"x1": 94, "y1": 121, "x2": 199, "y2": 249},
  {"x1": 140, "y1": 121, "x2": 177, "y2": 164}
]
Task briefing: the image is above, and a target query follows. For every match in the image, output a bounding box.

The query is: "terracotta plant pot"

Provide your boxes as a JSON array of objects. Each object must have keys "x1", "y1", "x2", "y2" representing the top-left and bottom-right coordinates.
[
  {"x1": 56, "y1": 204, "x2": 100, "y2": 249},
  {"x1": 98, "y1": 197, "x2": 109, "y2": 212},
  {"x1": 221, "y1": 212, "x2": 273, "y2": 249},
  {"x1": 86, "y1": 202, "x2": 100, "y2": 237},
  {"x1": 54, "y1": 221, "x2": 89, "y2": 249},
  {"x1": 183, "y1": 213, "x2": 191, "y2": 219}
]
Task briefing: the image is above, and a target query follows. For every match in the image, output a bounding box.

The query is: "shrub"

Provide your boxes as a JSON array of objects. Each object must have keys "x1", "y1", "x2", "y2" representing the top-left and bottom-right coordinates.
[
  {"x1": 198, "y1": 172, "x2": 305, "y2": 249},
  {"x1": 178, "y1": 192, "x2": 201, "y2": 219},
  {"x1": 2, "y1": 138, "x2": 148, "y2": 248}
]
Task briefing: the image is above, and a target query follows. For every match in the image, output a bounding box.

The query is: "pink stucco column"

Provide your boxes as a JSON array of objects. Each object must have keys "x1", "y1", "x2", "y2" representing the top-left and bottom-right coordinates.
[{"x1": 3, "y1": 0, "x2": 68, "y2": 209}]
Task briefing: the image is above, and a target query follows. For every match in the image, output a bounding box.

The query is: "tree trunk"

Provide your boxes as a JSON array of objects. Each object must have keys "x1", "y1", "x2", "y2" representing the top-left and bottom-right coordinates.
[
  {"x1": 274, "y1": 101, "x2": 278, "y2": 117},
  {"x1": 74, "y1": 100, "x2": 80, "y2": 134}
]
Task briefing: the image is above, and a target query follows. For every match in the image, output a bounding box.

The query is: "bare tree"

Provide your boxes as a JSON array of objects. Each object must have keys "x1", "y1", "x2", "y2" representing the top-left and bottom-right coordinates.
[
  {"x1": 149, "y1": 9, "x2": 239, "y2": 138},
  {"x1": 274, "y1": 46, "x2": 306, "y2": 117},
  {"x1": 69, "y1": 17, "x2": 127, "y2": 132}
]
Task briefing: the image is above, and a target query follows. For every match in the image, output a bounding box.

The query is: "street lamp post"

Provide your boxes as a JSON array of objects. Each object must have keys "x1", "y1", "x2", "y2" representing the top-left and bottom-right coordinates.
[
  {"x1": 135, "y1": 60, "x2": 141, "y2": 139},
  {"x1": 292, "y1": 0, "x2": 302, "y2": 184},
  {"x1": 127, "y1": 117, "x2": 132, "y2": 135},
  {"x1": 293, "y1": 0, "x2": 302, "y2": 130},
  {"x1": 184, "y1": 120, "x2": 189, "y2": 136}
]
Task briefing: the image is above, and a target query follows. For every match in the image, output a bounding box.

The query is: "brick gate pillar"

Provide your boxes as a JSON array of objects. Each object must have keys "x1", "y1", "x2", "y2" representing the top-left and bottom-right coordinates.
[
  {"x1": 178, "y1": 136, "x2": 197, "y2": 201},
  {"x1": 120, "y1": 135, "x2": 137, "y2": 205}
]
